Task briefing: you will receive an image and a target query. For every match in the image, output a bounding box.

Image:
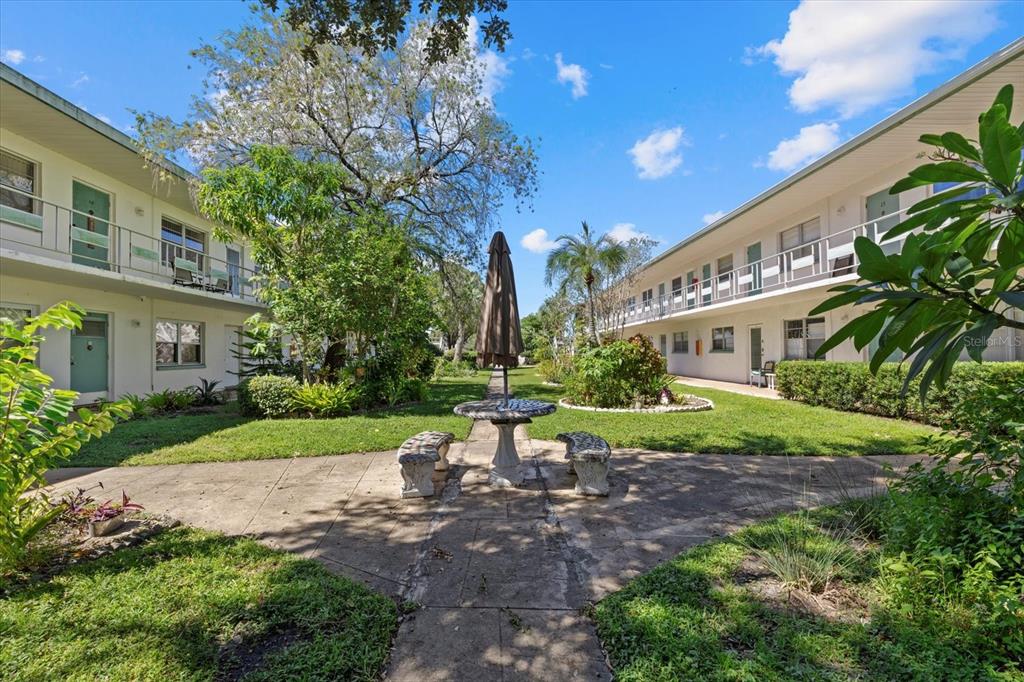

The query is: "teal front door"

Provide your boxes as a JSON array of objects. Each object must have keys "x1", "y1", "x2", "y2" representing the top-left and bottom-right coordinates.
[
  {"x1": 71, "y1": 181, "x2": 111, "y2": 269},
  {"x1": 746, "y1": 242, "x2": 762, "y2": 295},
  {"x1": 866, "y1": 189, "x2": 900, "y2": 255},
  {"x1": 70, "y1": 313, "x2": 109, "y2": 395}
]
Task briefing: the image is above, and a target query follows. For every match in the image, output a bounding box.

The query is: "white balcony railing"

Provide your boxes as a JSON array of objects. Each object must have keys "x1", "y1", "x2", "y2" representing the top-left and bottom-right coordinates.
[
  {"x1": 0, "y1": 185, "x2": 261, "y2": 304},
  {"x1": 602, "y1": 207, "x2": 909, "y2": 330}
]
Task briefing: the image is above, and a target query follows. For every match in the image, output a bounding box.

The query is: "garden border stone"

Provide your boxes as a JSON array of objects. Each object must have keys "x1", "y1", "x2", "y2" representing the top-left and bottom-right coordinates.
[{"x1": 557, "y1": 396, "x2": 714, "y2": 414}]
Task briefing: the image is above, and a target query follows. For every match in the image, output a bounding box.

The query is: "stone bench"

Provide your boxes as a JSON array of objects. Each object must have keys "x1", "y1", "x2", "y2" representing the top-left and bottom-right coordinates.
[
  {"x1": 556, "y1": 431, "x2": 611, "y2": 496},
  {"x1": 396, "y1": 431, "x2": 455, "y2": 499}
]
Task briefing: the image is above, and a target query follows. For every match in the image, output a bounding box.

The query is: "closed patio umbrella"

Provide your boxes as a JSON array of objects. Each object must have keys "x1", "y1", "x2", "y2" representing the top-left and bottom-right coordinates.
[{"x1": 476, "y1": 231, "x2": 523, "y2": 405}]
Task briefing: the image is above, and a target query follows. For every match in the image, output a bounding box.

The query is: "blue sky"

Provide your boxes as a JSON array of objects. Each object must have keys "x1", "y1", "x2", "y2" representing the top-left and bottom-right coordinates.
[{"x1": 2, "y1": 0, "x2": 1022, "y2": 314}]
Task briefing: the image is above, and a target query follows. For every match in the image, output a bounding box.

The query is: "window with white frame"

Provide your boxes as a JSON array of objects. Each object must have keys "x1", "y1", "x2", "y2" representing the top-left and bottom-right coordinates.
[
  {"x1": 626, "y1": 296, "x2": 636, "y2": 314},
  {"x1": 641, "y1": 288, "x2": 653, "y2": 309},
  {"x1": 711, "y1": 326, "x2": 734, "y2": 352},
  {"x1": 784, "y1": 317, "x2": 826, "y2": 360},
  {"x1": 672, "y1": 331, "x2": 689, "y2": 353},
  {"x1": 671, "y1": 276, "x2": 683, "y2": 299},
  {"x1": 156, "y1": 320, "x2": 203, "y2": 366},
  {"x1": 161, "y1": 218, "x2": 207, "y2": 272},
  {"x1": 659, "y1": 334, "x2": 667, "y2": 356},
  {"x1": 780, "y1": 217, "x2": 821, "y2": 265},
  {"x1": 1, "y1": 304, "x2": 36, "y2": 349},
  {"x1": 0, "y1": 150, "x2": 40, "y2": 215}
]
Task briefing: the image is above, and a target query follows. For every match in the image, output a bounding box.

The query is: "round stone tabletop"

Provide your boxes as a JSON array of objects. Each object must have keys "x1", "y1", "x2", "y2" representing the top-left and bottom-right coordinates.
[{"x1": 453, "y1": 398, "x2": 556, "y2": 422}]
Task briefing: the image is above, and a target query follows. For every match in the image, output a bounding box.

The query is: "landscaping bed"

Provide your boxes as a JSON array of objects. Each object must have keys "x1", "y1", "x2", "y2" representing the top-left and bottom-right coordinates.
[
  {"x1": 593, "y1": 504, "x2": 1022, "y2": 681},
  {"x1": 511, "y1": 369, "x2": 937, "y2": 456},
  {"x1": 0, "y1": 526, "x2": 398, "y2": 682},
  {"x1": 69, "y1": 373, "x2": 490, "y2": 467}
]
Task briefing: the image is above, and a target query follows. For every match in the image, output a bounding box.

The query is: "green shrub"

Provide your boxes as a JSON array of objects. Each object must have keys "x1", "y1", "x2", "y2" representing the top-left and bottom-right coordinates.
[
  {"x1": 432, "y1": 357, "x2": 477, "y2": 378},
  {"x1": 238, "y1": 375, "x2": 299, "y2": 418},
  {"x1": 290, "y1": 380, "x2": 362, "y2": 418},
  {"x1": 776, "y1": 360, "x2": 1024, "y2": 426},
  {"x1": 1, "y1": 303, "x2": 131, "y2": 568},
  {"x1": 565, "y1": 335, "x2": 669, "y2": 408},
  {"x1": 537, "y1": 354, "x2": 572, "y2": 384}
]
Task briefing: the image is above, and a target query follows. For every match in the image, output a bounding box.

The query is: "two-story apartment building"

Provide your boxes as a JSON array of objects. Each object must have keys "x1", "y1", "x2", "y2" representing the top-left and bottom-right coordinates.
[
  {"x1": 1, "y1": 64, "x2": 265, "y2": 403},
  {"x1": 608, "y1": 39, "x2": 1024, "y2": 385}
]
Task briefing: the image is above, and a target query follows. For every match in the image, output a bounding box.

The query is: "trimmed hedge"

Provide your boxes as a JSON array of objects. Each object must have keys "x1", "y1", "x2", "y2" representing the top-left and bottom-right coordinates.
[
  {"x1": 776, "y1": 360, "x2": 1024, "y2": 427},
  {"x1": 238, "y1": 375, "x2": 299, "y2": 418}
]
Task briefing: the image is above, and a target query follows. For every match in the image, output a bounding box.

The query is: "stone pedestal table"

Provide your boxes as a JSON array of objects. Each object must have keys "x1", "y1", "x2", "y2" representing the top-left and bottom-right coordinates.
[{"x1": 453, "y1": 399, "x2": 556, "y2": 487}]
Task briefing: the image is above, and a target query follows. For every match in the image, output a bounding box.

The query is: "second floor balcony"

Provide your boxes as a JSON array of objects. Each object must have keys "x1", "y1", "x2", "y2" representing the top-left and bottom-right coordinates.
[
  {"x1": 0, "y1": 185, "x2": 262, "y2": 306},
  {"x1": 602, "y1": 208, "x2": 910, "y2": 331}
]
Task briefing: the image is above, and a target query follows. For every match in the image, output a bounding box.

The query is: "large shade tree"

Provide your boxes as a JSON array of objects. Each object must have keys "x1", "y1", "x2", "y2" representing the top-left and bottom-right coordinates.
[
  {"x1": 135, "y1": 15, "x2": 537, "y2": 261},
  {"x1": 432, "y1": 262, "x2": 483, "y2": 362},
  {"x1": 258, "y1": 0, "x2": 511, "y2": 64}
]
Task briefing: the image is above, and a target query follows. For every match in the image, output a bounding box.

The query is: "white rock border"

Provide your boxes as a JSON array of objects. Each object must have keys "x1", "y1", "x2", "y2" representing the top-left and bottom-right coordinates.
[{"x1": 557, "y1": 395, "x2": 714, "y2": 413}]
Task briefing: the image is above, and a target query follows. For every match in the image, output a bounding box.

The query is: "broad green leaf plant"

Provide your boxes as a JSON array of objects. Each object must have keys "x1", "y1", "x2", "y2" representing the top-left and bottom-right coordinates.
[
  {"x1": 0, "y1": 302, "x2": 131, "y2": 567},
  {"x1": 812, "y1": 84, "x2": 1024, "y2": 400}
]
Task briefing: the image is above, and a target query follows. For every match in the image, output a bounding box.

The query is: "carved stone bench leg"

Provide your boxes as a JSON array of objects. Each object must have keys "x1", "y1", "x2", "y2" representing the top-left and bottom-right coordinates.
[
  {"x1": 573, "y1": 458, "x2": 610, "y2": 496},
  {"x1": 435, "y1": 442, "x2": 450, "y2": 471},
  {"x1": 563, "y1": 445, "x2": 576, "y2": 475},
  {"x1": 400, "y1": 459, "x2": 436, "y2": 498}
]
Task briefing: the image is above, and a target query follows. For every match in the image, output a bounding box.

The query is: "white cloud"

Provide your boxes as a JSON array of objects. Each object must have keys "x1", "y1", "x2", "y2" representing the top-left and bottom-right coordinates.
[
  {"x1": 606, "y1": 222, "x2": 655, "y2": 244},
  {"x1": 766, "y1": 122, "x2": 841, "y2": 172},
  {"x1": 554, "y1": 53, "x2": 589, "y2": 99},
  {"x1": 521, "y1": 228, "x2": 559, "y2": 254},
  {"x1": 628, "y1": 127, "x2": 686, "y2": 180},
  {"x1": 72, "y1": 73, "x2": 90, "y2": 88},
  {"x1": 755, "y1": 0, "x2": 999, "y2": 118},
  {"x1": 2, "y1": 49, "x2": 25, "y2": 65},
  {"x1": 521, "y1": 47, "x2": 536, "y2": 60},
  {"x1": 702, "y1": 211, "x2": 727, "y2": 225},
  {"x1": 466, "y1": 17, "x2": 511, "y2": 104}
]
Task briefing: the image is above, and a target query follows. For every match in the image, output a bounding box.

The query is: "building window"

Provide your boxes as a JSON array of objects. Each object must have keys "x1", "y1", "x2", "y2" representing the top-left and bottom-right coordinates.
[
  {"x1": 711, "y1": 326, "x2": 734, "y2": 352},
  {"x1": 161, "y1": 218, "x2": 207, "y2": 272},
  {"x1": 659, "y1": 334, "x2": 667, "y2": 356},
  {"x1": 717, "y1": 254, "x2": 733, "y2": 279},
  {"x1": 0, "y1": 149, "x2": 40, "y2": 215},
  {"x1": 156, "y1": 320, "x2": 203, "y2": 366},
  {"x1": 641, "y1": 288, "x2": 653, "y2": 309},
  {"x1": 780, "y1": 217, "x2": 821, "y2": 262},
  {"x1": 626, "y1": 296, "x2": 636, "y2": 314},
  {"x1": 671, "y1": 276, "x2": 683, "y2": 298},
  {"x1": 1, "y1": 304, "x2": 36, "y2": 349},
  {"x1": 672, "y1": 331, "x2": 689, "y2": 354},
  {"x1": 932, "y1": 181, "x2": 992, "y2": 202},
  {"x1": 784, "y1": 317, "x2": 826, "y2": 360}
]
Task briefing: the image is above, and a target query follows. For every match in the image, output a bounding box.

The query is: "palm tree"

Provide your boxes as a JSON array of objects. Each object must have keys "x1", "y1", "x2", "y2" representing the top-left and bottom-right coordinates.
[{"x1": 544, "y1": 221, "x2": 627, "y2": 343}]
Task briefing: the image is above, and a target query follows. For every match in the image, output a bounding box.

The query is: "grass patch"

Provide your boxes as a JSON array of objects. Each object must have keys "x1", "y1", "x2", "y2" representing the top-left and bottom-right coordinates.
[
  {"x1": 0, "y1": 526, "x2": 397, "y2": 682},
  {"x1": 70, "y1": 373, "x2": 490, "y2": 467},
  {"x1": 510, "y1": 369, "x2": 936, "y2": 456},
  {"x1": 593, "y1": 508, "x2": 1020, "y2": 681}
]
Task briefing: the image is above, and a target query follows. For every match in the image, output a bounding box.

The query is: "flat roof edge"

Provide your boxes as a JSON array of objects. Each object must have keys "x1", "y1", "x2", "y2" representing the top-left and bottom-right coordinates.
[
  {"x1": 0, "y1": 63, "x2": 195, "y2": 184},
  {"x1": 643, "y1": 36, "x2": 1024, "y2": 271}
]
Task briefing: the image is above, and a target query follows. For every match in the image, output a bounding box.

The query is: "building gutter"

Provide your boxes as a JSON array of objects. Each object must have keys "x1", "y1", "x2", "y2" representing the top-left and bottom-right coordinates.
[{"x1": 642, "y1": 36, "x2": 1024, "y2": 272}]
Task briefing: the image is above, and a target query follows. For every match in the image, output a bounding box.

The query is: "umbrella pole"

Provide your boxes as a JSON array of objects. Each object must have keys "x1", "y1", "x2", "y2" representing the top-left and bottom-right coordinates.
[{"x1": 503, "y1": 366, "x2": 509, "y2": 407}]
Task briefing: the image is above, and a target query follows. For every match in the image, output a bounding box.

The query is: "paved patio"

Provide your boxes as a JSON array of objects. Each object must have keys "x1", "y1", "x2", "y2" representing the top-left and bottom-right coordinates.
[
  {"x1": 675, "y1": 374, "x2": 781, "y2": 399},
  {"x1": 44, "y1": 372, "x2": 917, "y2": 680}
]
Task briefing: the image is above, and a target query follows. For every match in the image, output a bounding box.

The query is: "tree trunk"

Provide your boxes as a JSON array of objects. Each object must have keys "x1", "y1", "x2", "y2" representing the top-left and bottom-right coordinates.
[
  {"x1": 586, "y1": 280, "x2": 599, "y2": 344},
  {"x1": 453, "y1": 320, "x2": 466, "y2": 363}
]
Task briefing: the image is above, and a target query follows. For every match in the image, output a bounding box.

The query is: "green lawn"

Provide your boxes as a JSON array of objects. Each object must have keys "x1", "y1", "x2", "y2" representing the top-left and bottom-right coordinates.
[
  {"x1": 510, "y1": 369, "x2": 937, "y2": 456},
  {"x1": 70, "y1": 373, "x2": 490, "y2": 467},
  {"x1": 593, "y1": 510, "x2": 1018, "y2": 681},
  {"x1": 0, "y1": 527, "x2": 397, "y2": 682}
]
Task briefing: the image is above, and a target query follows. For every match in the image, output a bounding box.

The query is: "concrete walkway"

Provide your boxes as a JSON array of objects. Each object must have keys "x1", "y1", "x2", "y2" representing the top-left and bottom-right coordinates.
[
  {"x1": 45, "y1": 371, "x2": 915, "y2": 681},
  {"x1": 675, "y1": 374, "x2": 781, "y2": 399}
]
